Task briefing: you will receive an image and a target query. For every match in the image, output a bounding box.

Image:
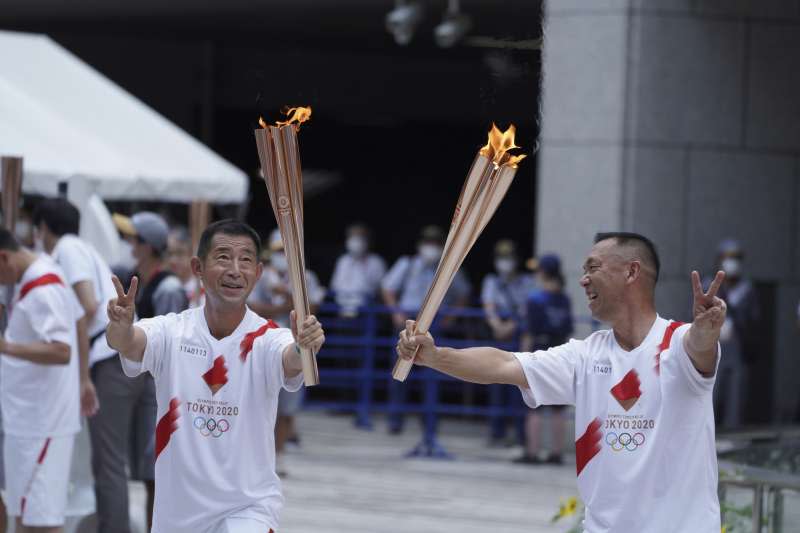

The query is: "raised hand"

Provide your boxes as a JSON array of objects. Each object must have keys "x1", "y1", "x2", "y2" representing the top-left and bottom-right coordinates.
[
  {"x1": 691, "y1": 270, "x2": 727, "y2": 334},
  {"x1": 107, "y1": 275, "x2": 139, "y2": 327}
]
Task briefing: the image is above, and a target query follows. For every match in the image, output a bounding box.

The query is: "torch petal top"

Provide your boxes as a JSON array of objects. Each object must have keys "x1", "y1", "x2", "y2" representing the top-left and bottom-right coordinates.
[{"x1": 479, "y1": 123, "x2": 526, "y2": 168}]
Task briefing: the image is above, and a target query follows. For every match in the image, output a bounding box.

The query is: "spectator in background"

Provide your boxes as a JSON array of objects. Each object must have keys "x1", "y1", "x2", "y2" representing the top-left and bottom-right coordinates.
[
  {"x1": 111, "y1": 211, "x2": 189, "y2": 531},
  {"x1": 709, "y1": 239, "x2": 760, "y2": 429},
  {"x1": 482, "y1": 240, "x2": 536, "y2": 342},
  {"x1": 515, "y1": 254, "x2": 573, "y2": 464},
  {"x1": 0, "y1": 228, "x2": 83, "y2": 533},
  {"x1": 33, "y1": 198, "x2": 108, "y2": 418},
  {"x1": 248, "y1": 229, "x2": 325, "y2": 475},
  {"x1": 382, "y1": 225, "x2": 471, "y2": 331},
  {"x1": 330, "y1": 223, "x2": 386, "y2": 317},
  {"x1": 167, "y1": 226, "x2": 204, "y2": 308},
  {"x1": 481, "y1": 240, "x2": 536, "y2": 445},
  {"x1": 381, "y1": 225, "x2": 471, "y2": 434}
]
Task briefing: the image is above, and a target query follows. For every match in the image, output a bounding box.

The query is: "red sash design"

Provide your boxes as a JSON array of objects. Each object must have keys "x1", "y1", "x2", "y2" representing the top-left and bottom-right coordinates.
[
  {"x1": 239, "y1": 319, "x2": 280, "y2": 361},
  {"x1": 155, "y1": 397, "x2": 181, "y2": 461},
  {"x1": 575, "y1": 418, "x2": 603, "y2": 476},
  {"x1": 654, "y1": 321, "x2": 685, "y2": 375},
  {"x1": 19, "y1": 273, "x2": 64, "y2": 300}
]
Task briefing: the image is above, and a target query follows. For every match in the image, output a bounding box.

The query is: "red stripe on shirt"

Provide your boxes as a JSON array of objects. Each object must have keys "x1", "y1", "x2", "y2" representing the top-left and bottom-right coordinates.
[
  {"x1": 19, "y1": 273, "x2": 64, "y2": 300},
  {"x1": 240, "y1": 320, "x2": 280, "y2": 361},
  {"x1": 575, "y1": 418, "x2": 603, "y2": 476},
  {"x1": 654, "y1": 321, "x2": 685, "y2": 375},
  {"x1": 155, "y1": 397, "x2": 181, "y2": 460}
]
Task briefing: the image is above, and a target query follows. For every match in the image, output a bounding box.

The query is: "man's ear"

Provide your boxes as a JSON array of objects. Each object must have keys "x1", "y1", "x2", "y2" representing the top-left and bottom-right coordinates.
[
  {"x1": 190, "y1": 256, "x2": 203, "y2": 278},
  {"x1": 627, "y1": 261, "x2": 642, "y2": 284},
  {"x1": 255, "y1": 260, "x2": 263, "y2": 281}
]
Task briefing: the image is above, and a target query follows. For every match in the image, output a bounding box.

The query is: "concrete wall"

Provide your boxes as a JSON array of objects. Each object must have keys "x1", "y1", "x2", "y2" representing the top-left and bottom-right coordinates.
[{"x1": 538, "y1": 0, "x2": 800, "y2": 420}]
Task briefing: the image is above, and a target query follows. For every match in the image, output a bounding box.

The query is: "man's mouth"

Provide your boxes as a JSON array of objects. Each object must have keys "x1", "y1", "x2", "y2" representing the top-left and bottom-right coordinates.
[
  {"x1": 587, "y1": 292, "x2": 598, "y2": 302},
  {"x1": 221, "y1": 281, "x2": 244, "y2": 290}
]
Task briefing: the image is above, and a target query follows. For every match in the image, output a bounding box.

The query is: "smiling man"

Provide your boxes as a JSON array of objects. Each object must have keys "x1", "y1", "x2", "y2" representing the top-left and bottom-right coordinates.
[
  {"x1": 396, "y1": 232, "x2": 726, "y2": 532},
  {"x1": 106, "y1": 219, "x2": 325, "y2": 533}
]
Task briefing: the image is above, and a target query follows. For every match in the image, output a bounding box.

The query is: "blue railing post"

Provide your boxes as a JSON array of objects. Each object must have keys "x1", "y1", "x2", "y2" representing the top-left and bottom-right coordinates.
[{"x1": 354, "y1": 305, "x2": 376, "y2": 429}]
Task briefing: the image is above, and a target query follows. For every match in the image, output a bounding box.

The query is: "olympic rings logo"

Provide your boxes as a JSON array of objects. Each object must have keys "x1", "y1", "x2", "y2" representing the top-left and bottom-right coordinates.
[
  {"x1": 193, "y1": 416, "x2": 230, "y2": 438},
  {"x1": 605, "y1": 431, "x2": 645, "y2": 452}
]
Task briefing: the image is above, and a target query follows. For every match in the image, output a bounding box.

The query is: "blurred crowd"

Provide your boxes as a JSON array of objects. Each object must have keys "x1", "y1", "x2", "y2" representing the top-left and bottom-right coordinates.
[{"x1": 0, "y1": 196, "x2": 780, "y2": 533}]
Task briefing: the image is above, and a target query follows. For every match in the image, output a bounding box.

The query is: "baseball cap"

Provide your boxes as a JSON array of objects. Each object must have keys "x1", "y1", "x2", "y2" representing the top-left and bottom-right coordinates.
[
  {"x1": 528, "y1": 253, "x2": 562, "y2": 277},
  {"x1": 113, "y1": 211, "x2": 169, "y2": 252}
]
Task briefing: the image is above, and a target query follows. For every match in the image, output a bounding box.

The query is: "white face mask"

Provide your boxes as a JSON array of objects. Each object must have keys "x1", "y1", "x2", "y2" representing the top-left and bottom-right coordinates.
[
  {"x1": 495, "y1": 257, "x2": 516, "y2": 275},
  {"x1": 271, "y1": 252, "x2": 288, "y2": 272},
  {"x1": 721, "y1": 257, "x2": 742, "y2": 278},
  {"x1": 346, "y1": 236, "x2": 367, "y2": 256},
  {"x1": 419, "y1": 244, "x2": 442, "y2": 264},
  {"x1": 15, "y1": 220, "x2": 31, "y2": 244}
]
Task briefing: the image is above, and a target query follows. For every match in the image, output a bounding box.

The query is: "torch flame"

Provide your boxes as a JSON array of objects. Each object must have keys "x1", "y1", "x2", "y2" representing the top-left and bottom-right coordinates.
[
  {"x1": 276, "y1": 106, "x2": 312, "y2": 127},
  {"x1": 258, "y1": 106, "x2": 312, "y2": 129},
  {"x1": 479, "y1": 123, "x2": 527, "y2": 168}
]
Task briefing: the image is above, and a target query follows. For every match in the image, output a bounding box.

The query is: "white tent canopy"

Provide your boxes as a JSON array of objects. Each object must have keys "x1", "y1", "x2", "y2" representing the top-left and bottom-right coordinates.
[{"x1": 0, "y1": 29, "x2": 249, "y2": 203}]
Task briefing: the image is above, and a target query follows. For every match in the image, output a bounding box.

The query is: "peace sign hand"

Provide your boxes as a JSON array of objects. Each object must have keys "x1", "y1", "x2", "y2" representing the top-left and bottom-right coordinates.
[
  {"x1": 107, "y1": 275, "x2": 139, "y2": 328},
  {"x1": 691, "y1": 270, "x2": 727, "y2": 335}
]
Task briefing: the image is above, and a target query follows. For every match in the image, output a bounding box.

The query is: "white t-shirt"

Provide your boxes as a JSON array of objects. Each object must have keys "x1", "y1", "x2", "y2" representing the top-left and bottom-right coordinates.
[
  {"x1": 121, "y1": 306, "x2": 303, "y2": 533},
  {"x1": 51, "y1": 234, "x2": 118, "y2": 365},
  {"x1": 515, "y1": 316, "x2": 720, "y2": 533},
  {"x1": 0, "y1": 256, "x2": 83, "y2": 438},
  {"x1": 330, "y1": 253, "x2": 386, "y2": 311}
]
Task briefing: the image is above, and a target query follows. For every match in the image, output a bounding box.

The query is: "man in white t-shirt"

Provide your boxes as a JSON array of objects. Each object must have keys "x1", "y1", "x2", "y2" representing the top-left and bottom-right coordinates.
[
  {"x1": 106, "y1": 219, "x2": 326, "y2": 533},
  {"x1": 397, "y1": 232, "x2": 727, "y2": 532},
  {"x1": 0, "y1": 228, "x2": 83, "y2": 533}
]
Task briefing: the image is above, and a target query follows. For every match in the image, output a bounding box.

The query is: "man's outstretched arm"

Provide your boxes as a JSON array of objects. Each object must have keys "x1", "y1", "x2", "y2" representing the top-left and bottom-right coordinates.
[{"x1": 396, "y1": 320, "x2": 528, "y2": 387}]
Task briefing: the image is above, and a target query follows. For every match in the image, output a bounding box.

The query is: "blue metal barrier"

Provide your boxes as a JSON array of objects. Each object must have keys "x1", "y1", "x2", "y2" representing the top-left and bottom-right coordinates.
[{"x1": 305, "y1": 302, "x2": 597, "y2": 458}]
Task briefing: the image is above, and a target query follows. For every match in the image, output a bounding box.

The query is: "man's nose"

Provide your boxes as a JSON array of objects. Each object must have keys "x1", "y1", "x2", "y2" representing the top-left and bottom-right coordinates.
[{"x1": 580, "y1": 275, "x2": 590, "y2": 287}]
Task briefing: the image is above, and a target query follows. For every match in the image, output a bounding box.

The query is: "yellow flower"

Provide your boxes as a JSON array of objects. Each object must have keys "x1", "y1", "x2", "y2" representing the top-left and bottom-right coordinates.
[{"x1": 559, "y1": 497, "x2": 578, "y2": 518}]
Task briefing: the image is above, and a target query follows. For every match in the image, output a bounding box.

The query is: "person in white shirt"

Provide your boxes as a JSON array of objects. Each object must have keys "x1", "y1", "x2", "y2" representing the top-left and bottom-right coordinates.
[
  {"x1": 106, "y1": 219, "x2": 325, "y2": 533},
  {"x1": 329, "y1": 224, "x2": 386, "y2": 316},
  {"x1": 167, "y1": 226, "x2": 204, "y2": 309},
  {"x1": 0, "y1": 228, "x2": 84, "y2": 533},
  {"x1": 396, "y1": 232, "x2": 726, "y2": 532}
]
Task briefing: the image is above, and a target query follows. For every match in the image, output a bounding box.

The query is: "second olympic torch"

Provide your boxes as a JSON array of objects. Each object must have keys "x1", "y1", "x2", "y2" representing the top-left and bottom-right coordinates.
[
  {"x1": 392, "y1": 124, "x2": 528, "y2": 381},
  {"x1": 254, "y1": 107, "x2": 319, "y2": 386}
]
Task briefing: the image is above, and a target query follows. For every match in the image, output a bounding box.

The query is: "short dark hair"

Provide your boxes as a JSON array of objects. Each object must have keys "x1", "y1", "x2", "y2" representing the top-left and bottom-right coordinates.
[
  {"x1": 197, "y1": 219, "x2": 261, "y2": 259},
  {"x1": 0, "y1": 228, "x2": 20, "y2": 251},
  {"x1": 594, "y1": 232, "x2": 660, "y2": 282},
  {"x1": 32, "y1": 198, "x2": 80, "y2": 236}
]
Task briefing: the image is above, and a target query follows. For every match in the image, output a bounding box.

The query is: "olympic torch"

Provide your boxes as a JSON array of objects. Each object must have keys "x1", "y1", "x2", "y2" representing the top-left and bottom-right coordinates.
[
  {"x1": 254, "y1": 107, "x2": 319, "y2": 386},
  {"x1": 392, "y1": 124, "x2": 528, "y2": 381}
]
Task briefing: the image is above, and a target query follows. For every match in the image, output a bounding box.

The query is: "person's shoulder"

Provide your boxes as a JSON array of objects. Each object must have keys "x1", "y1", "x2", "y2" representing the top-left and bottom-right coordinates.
[{"x1": 155, "y1": 272, "x2": 185, "y2": 293}]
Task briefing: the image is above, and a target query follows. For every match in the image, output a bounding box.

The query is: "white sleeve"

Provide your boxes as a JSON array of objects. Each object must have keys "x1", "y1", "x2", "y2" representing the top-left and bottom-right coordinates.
[
  {"x1": 120, "y1": 314, "x2": 173, "y2": 379},
  {"x1": 667, "y1": 324, "x2": 719, "y2": 395},
  {"x1": 514, "y1": 338, "x2": 586, "y2": 408},
  {"x1": 330, "y1": 256, "x2": 346, "y2": 293},
  {"x1": 381, "y1": 257, "x2": 410, "y2": 292},
  {"x1": 305, "y1": 270, "x2": 326, "y2": 306},
  {"x1": 258, "y1": 327, "x2": 304, "y2": 392},
  {"x1": 56, "y1": 241, "x2": 93, "y2": 286}
]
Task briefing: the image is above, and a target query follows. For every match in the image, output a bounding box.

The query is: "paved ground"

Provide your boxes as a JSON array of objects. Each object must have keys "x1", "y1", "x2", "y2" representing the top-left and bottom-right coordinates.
[{"x1": 279, "y1": 412, "x2": 579, "y2": 533}]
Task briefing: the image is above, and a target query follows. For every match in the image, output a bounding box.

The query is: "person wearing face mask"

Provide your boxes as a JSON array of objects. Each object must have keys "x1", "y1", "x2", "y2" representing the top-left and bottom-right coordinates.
[
  {"x1": 481, "y1": 240, "x2": 537, "y2": 445},
  {"x1": 481, "y1": 240, "x2": 536, "y2": 342},
  {"x1": 381, "y1": 225, "x2": 471, "y2": 434},
  {"x1": 247, "y1": 229, "x2": 325, "y2": 475},
  {"x1": 329, "y1": 224, "x2": 386, "y2": 317},
  {"x1": 166, "y1": 226, "x2": 204, "y2": 308},
  {"x1": 381, "y1": 225, "x2": 471, "y2": 332},
  {"x1": 706, "y1": 239, "x2": 761, "y2": 429}
]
